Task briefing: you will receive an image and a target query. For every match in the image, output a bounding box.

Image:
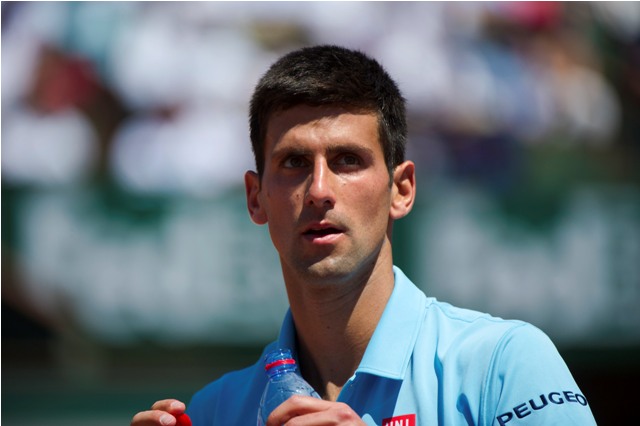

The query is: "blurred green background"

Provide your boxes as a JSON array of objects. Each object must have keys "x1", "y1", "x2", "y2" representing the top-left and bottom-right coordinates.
[{"x1": 2, "y1": 2, "x2": 639, "y2": 424}]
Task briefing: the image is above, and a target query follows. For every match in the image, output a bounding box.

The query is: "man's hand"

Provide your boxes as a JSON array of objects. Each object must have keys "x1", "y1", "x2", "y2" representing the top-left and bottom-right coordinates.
[
  {"x1": 266, "y1": 395, "x2": 366, "y2": 425},
  {"x1": 130, "y1": 399, "x2": 191, "y2": 426}
]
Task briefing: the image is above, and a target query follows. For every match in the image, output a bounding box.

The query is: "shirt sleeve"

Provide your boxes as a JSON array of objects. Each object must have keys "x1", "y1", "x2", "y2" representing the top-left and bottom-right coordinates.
[
  {"x1": 186, "y1": 380, "x2": 220, "y2": 426},
  {"x1": 480, "y1": 323, "x2": 597, "y2": 426}
]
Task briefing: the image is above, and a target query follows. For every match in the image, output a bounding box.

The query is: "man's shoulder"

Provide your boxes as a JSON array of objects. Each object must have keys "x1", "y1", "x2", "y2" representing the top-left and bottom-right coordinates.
[
  {"x1": 194, "y1": 361, "x2": 263, "y2": 398},
  {"x1": 395, "y1": 268, "x2": 538, "y2": 359},
  {"x1": 420, "y1": 298, "x2": 553, "y2": 367},
  {"x1": 416, "y1": 300, "x2": 598, "y2": 424},
  {"x1": 425, "y1": 298, "x2": 530, "y2": 339},
  {"x1": 186, "y1": 352, "x2": 267, "y2": 424}
]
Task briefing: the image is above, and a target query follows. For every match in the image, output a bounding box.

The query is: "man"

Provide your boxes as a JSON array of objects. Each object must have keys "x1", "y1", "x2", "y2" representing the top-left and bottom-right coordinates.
[{"x1": 131, "y1": 45, "x2": 596, "y2": 425}]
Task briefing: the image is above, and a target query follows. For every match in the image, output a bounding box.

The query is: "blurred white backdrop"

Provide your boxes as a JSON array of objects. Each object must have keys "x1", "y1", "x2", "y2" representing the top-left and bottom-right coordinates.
[
  {"x1": 3, "y1": 2, "x2": 640, "y2": 425},
  {"x1": 3, "y1": 1, "x2": 639, "y2": 348}
]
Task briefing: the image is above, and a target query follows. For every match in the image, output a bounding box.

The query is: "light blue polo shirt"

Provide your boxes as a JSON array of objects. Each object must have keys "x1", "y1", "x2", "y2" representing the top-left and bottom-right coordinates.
[{"x1": 187, "y1": 267, "x2": 596, "y2": 425}]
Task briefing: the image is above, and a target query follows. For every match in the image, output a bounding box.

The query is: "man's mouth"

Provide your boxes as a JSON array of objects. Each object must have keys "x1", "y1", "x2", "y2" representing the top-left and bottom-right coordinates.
[
  {"x1": 302, "y1": 223, "x2": 345, "y2": 241},
  {"x1": 303, "y1": 227, "x2": 342, "y2": 237}
]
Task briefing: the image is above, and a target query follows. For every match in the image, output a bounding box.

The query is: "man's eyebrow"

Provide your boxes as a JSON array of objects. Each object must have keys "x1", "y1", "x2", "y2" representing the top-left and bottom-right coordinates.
[
  {"x1": 325, "y1": 143, "x2": 375, "y2": 157},
  {"x1": 271, "y1": 146, "x2": 312, "y2": 159},
  {"x1": 271, "y1": 142, "x2": 375, "y2": 158}
]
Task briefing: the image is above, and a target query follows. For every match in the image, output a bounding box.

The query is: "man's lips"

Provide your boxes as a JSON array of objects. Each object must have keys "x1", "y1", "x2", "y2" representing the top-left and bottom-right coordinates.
[{"x1": 302, "y1": 222, "x2": 345, "y2": 240}]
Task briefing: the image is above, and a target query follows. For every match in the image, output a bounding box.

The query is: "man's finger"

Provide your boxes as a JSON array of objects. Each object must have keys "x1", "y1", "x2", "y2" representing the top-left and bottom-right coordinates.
[
  {"x1": 267, "y1": 395, "x2": 332, "y2": 425},
  {"x1": 150, "y1": 399, "x2": 186, "y2": 413},
  {"x1": 131, "y1": 410, "x2": 177, "y2": 426}
]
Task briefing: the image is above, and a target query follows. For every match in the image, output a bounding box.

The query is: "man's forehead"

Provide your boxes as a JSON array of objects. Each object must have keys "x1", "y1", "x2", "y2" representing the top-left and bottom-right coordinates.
[
  {"x1": 266, "y1": 105, "x2": 376, "y2": 136},
  {"x1": 270, "y1": 104, "x2": 376, "y2": 123},
  {"x1": 266, "y1": 106, "x2": 377, "y2": 144}
]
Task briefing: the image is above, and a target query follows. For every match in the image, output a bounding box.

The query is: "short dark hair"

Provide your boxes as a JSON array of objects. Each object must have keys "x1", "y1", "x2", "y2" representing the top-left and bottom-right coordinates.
[{"x1": 249, "y1": 45, "x2": 407, "y2": 177}]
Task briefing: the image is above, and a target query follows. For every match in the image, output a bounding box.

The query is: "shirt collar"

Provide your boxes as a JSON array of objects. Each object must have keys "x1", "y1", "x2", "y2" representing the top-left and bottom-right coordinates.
[
  {"x1": 356, "y1": 266, "x2": 426, "y2": 380},
  {"x1": 276, "y1": 266, "x2": 426, "y2": 380}
]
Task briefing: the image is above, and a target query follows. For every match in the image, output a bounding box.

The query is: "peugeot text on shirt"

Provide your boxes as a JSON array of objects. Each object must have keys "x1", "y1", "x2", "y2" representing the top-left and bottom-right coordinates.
[{"x1": 496, "y1": 389, "x2": 589, "y2": 425}]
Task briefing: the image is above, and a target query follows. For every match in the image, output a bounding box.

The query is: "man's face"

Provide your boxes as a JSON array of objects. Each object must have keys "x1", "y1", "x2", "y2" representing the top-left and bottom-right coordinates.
[{"x1": 245, "y1": 105, "x2": 406, "y2": 286}]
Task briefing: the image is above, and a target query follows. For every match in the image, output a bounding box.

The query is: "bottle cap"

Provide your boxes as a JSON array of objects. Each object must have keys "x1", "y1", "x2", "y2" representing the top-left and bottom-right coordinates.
[{"x1": 176, "y1": 413, "x2": 191, "y2": 426}]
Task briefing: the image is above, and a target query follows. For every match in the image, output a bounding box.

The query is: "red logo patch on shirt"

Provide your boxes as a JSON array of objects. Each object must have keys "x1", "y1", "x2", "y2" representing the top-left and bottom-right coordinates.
[{"x1": 382, "y1": 414, "x2": 416, "y2": 426}]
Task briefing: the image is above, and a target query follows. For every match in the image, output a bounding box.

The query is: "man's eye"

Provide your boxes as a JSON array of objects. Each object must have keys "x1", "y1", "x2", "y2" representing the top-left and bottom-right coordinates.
[
  {"x1": 283, "y1": 156, "x2": 307, "y2": 168},
  {"x1": 336, "y1": 154, "x2": 360, "y2": 166}
]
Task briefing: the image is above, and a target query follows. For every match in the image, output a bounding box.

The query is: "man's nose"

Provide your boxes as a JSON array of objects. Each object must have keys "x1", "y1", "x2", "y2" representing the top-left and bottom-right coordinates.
[{"x1": 305, "y1": 159, "x2": 336, "y2": 207}]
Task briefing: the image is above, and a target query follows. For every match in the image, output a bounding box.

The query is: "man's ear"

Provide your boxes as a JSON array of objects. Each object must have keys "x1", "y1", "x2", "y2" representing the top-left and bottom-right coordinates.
[
  {"x1": 390, "y1": 161, "x2": 416, "y2": 220},
  {"x1": 245, "y1": 171, "x2": 267, "y2": 225}
]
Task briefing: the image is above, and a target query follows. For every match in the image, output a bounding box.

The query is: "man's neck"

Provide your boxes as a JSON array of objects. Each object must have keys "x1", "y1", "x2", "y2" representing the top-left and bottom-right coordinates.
[{"x1": 283, "y1": 256, "x2": 395, "y2": 401}]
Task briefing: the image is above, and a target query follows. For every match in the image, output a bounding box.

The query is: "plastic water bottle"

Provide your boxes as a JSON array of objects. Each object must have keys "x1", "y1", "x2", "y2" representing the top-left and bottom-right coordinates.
[{"x1": 257, "y1": 348, "x2": 321, "y2": 425}]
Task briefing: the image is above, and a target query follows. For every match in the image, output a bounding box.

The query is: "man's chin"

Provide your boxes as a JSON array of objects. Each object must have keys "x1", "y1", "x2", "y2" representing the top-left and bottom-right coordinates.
[
  {"x1": 295, "y1": 258, "x2": 341, "y2": 280},
  {"x1": 299, "y1": 258, "x2": 366, "y2": 287}
]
